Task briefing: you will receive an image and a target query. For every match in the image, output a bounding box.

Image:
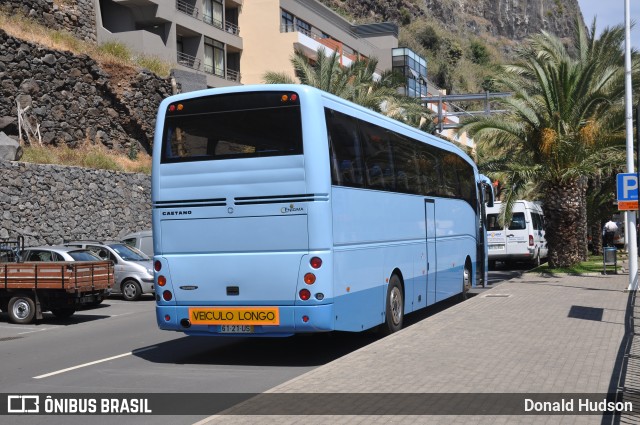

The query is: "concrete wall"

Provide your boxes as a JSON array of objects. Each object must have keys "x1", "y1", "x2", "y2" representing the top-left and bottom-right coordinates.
[{"x1": 0, "y1": 160, "x2": 151, "y2": 246}]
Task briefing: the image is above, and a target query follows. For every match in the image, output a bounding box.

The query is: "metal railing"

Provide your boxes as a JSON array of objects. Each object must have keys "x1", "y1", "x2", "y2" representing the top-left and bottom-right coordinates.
[
  {"x1": 177, "y1": 52, "x2": 201, "y2": 70},
  {"x1": 226, "y1": 68, "x2": 240, "y2": 82},
  {"x1": 225, "y1": 21, "x2": 239, "y2": 35},
  {"x1": 203, "y1": 63, "x2": 224, "y2": 78},
  {"x1": 176, "y1": 0, "x2": 198, "y2": 18},
  {"x1": 203, "y1": 14, "x2": 223, "y2": 30}
]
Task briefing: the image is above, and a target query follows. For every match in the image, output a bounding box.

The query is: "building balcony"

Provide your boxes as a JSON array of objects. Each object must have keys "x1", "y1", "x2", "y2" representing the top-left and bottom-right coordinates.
[
  {"x1": 176, "y1": 0, "x2": 240, "y2": 36},
  {"x1": 281, "y1": 24, "x2": 363, "y2": 68},
  {"x1": 177, "y1": 51, "x2": 201, "y2": 70},
  {"x1": 176, "y1": 0, "x2": 198, "y2": 19}
]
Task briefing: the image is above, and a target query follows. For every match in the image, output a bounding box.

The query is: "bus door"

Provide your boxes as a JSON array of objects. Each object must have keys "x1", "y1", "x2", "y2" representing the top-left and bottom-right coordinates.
[{"x1": 425, "y1": 199, "x2": 436, "y2": 306}]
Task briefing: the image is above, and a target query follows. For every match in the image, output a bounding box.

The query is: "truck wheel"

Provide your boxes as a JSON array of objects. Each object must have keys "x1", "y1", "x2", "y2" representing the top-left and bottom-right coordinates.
[
  {"x1": 383, "y1": 274, "x2": 404, "y2": 335},
  {"x1": 122, "y1": 280, "x2": 142, "y2": 301},
  {"x1": 8, "y1": 295, "x2": 36, "y2": 324},
  {"x1": 51, "y1": 308, "x2": 76, "y2": 319}
]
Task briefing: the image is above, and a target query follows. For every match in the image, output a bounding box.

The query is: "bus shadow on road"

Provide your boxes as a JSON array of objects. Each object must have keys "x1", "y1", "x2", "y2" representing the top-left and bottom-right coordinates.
[
  {"x1": 133, "y1": 297, "x2": 468, "y2": 368},
  {"x1": 132, "y1": 331, "x2": 381, "y2": 367}
]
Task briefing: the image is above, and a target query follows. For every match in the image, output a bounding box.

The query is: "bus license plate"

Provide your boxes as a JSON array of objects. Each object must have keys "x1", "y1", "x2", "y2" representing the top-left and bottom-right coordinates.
[{"x1": 220, "y1": 325, "x2": 254, "y2": 333}]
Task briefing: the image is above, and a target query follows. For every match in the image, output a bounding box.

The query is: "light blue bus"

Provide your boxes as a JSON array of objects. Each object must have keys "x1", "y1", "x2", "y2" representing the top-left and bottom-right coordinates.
[{"x1": 151, "y1": 84, "x2": 493, "y2": 337}]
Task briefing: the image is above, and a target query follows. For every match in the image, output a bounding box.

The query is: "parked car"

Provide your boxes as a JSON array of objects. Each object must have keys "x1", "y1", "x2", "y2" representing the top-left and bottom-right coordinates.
[
  {"x1": 63, "y1": 241, "x2": 154, "y2": 301},
  {"x1": 121, "y1": 229, "x2": 153, "y2": 257},
  {"x1": 20, "y1": 245, "x2": 103, "y2": 262}
]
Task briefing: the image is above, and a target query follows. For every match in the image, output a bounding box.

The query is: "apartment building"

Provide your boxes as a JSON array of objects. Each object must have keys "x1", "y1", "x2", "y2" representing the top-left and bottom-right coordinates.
[
  {"x1": 93, "y1": 0, "x2": 473, "y2": 148},
  {"x1": 95, "y1": 0, "x2": 243, "y2": 91},
  {"x1": 239, "y1": 0, "x2": 398, "y2": 84},
  {"x1": 94, "y1": 0, "x2": 397, "y2": 90}
]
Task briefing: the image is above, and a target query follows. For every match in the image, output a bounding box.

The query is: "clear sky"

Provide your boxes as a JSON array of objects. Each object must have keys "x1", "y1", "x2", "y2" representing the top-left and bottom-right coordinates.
[{"x1": 578, "y1": 0, "x2": 639, "y2": 46}]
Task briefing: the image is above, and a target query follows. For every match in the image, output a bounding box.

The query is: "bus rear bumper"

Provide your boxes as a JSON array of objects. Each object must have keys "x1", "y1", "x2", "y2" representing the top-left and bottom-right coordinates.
[{"x1": 155, "y1": 304, "x2": 334, "y2": 336}]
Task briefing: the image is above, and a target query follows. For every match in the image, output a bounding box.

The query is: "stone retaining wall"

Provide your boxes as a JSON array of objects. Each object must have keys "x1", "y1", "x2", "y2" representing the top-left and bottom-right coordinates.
[
  {"x1": 0, "y1": 160, "x2": 151, "y2": 246},
  {"x1": 0, "y1": 29, "x2": 172, "y2": 153},
  {"x1": 2, "y1": 0, "x2": 96, "y2": 43}
]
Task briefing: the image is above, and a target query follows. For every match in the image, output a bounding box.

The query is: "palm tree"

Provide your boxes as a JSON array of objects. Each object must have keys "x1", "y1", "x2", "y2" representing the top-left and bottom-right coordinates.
[
  {"x1": 459, "y1": 20, "x2": 632, "y2": 268},
  {"x1": 263, "y1": 47, "x2": 433, "y2": 130}
]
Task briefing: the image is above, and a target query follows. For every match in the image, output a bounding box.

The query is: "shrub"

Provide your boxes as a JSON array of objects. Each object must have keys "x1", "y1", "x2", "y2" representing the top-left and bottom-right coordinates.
[{"x1": 98, "y1": 41, "x2": 132, "y2": 62}]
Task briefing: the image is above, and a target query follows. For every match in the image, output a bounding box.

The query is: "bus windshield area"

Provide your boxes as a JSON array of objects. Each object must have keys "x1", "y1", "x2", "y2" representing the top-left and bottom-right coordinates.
[{"x1": 161, "y1": 91, "x2": 303, "y2": 163}]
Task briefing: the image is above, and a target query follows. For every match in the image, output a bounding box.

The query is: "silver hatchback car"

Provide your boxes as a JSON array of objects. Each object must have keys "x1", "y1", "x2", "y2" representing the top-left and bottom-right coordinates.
[{"x1": 64, "y1": 241, "x2": 154, "y2": 301}]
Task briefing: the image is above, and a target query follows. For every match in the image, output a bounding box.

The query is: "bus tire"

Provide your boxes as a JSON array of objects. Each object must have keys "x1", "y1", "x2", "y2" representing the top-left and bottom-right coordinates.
[
  {"x1": 122, "y1": 280, "x2": 142, "y2": 301},
  {"x1": 460, "y1": 262, "x2": 472, "y2": 301},
  {"x1": 51, "y1": 308, "x2": 76, "y2": 319},
  {"x1": 383, "y1": 274, "x2": 404, "y2": 335},
  {"x1": 8, "y1": 295, "x2": 36, "y2": 324}
]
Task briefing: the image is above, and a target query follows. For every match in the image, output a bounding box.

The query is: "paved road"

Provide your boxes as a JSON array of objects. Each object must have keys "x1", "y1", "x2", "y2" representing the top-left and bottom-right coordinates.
[{"x1": 0, "y1": 270, "x2": 519, "y2": 425}]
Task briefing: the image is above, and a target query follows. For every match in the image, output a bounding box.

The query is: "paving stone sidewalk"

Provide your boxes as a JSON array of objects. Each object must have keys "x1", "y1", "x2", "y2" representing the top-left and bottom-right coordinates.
[{"x1": 197, "y1": 266, "x2": 636, "y2": 425}]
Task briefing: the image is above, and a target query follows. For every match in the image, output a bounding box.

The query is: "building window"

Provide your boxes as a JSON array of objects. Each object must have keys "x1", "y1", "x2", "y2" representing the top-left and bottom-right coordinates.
[
  {"x1": 204, "y1": 37, "x2": 224, "y2": 77},
  {"x1": 281, "y1": 10, "x2": 294, "y2": 32},
  {"x1": 203, "y1": 0, "x2": 223, "y2": 28},
  {"x1": 295, "y1": 18, "x2": 311, "y2": 36},
  {"x1": 392, "y1": 47, "x2": 427, "y2": 98}
]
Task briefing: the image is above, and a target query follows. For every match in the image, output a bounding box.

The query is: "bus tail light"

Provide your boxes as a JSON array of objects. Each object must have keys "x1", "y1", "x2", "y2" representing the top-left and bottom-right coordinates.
[
  {"x1": 304, "y1": 273, "x2": 316, "y2": 285},
  {"x1": 529, "y1": 235, "x2": 534, "y2": 246},
  {"x1": 299, "y1": 289, "x2": 311, "y2": 300},
  {"x1": 310, "y1": 257, "x2": 322, "y2": 269},
  {"x1": 154, "y1": 261, "x2": 162, "y2": 272},
  {"x1": 162, "y1": 290, "x2": 173, "y2": 301},
  {"x1": 158, "y1": 275, "x2": 166, "y2": 287}
]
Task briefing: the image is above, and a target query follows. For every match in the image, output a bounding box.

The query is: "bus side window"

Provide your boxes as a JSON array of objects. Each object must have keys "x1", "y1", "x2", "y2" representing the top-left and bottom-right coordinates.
[
  {"x1": 391, "y1": 133, "x2": 419, "y2": 194},
  {"x1": 325, "y1": 109, "x2": 364, "y2": 187},
  {"x1": 360, "y1": 121, "x2": 394, "y2": 191}
]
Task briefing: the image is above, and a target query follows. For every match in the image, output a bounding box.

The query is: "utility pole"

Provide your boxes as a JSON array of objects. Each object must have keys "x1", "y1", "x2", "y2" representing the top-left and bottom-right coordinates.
[{"x1": 624, "y1": 0, "x2": 638, "y2": 291}]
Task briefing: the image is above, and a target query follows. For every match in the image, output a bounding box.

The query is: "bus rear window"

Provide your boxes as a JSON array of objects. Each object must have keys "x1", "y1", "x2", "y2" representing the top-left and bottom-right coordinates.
[{"x1": 161, "y1": 91, "x2": 303, "y2": 163}]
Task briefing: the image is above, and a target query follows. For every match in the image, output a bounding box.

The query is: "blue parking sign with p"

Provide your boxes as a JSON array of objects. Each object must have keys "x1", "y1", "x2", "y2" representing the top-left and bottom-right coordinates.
[{"x1": 617, "y1": 173, "x2": 639, "y2": 201}]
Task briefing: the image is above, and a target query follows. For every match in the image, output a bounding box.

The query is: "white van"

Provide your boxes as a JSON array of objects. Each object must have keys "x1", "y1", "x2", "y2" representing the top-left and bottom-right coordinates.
[
  {"x1": 121, "y1": 230, "x2": 153, "y2": 257},
  {"x1": 486, "y1": 200, "x2": 547, "y2": 267}
]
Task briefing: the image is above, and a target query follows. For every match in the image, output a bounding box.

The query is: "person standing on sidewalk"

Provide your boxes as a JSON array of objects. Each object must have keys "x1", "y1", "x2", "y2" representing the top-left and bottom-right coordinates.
[{"x1": 603, "y1": 219, "x2": 618, "y2": 247}]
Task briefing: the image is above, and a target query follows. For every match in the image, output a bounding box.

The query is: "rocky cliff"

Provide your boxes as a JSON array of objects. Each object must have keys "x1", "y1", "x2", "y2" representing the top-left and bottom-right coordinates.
[{"x1": 320, "y1": 0, "x2": 583, "y2": 43}]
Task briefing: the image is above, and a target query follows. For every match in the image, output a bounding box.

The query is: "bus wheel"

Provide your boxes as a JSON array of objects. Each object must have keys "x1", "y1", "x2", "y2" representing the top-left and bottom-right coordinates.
[
  {"x1": 384, "y1": 275, "x2": 404, "y2": 334},
  {"x1": 460, "y1": 264, "x2": 472, "y2": 301},
  {"x1": 8, "y1": 295, "x2": 36, "y2": 324}
]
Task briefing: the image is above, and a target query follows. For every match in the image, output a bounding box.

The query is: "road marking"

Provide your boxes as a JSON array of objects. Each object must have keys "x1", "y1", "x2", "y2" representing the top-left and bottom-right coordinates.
[
  {"x1": 17, "y1": 328, "x2": 49, "y2": 335},
  {"x1": 33, "y1": 346, "x2": 157, "y2": 379}
]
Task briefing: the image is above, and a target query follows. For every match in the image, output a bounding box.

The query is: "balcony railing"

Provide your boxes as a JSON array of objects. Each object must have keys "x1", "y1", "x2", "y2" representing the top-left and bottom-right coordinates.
[
  {"x1": 203, "y1": 14, "x2": 223, "y2": 30},
  {"x1": 226, "y1": 68, "x2": 240, "y2": 82},
  {"x1": 177, "y1": 52, "x2": 201, "y2": 70},
  {"x1": 176, "y1": 0, "x2": 198, "y2": 18},
  {"x1": 176, "y1": 2, "x2": 241, "y2": 34},
  {"x1": 225, "y1": 21, "x2": 239, "y2": 35}
]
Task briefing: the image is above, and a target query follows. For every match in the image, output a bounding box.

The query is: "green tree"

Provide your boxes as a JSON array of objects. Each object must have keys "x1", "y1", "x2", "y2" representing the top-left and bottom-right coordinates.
[
  {"x1": 263, "y1": 47, "x2": 433, "y2": 130},
  {"x1": 459, "y1": 20, "x2": 632, "y2": 268},
  {"x1": 469, "y1": 40, "x2": 490, "y2": 65}
]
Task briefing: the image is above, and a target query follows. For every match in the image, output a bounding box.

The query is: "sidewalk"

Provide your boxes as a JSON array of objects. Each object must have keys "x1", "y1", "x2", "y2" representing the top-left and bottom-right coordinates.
[{"x1": 197, "y1": 261, "x2": 636, "y2": 424}]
